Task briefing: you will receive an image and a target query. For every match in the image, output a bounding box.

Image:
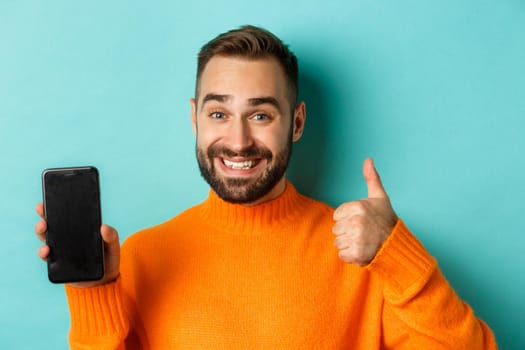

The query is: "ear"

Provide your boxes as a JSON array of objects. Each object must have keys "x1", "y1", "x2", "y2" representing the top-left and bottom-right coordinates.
[
  {"x1": 190, "y1": 98, "x2": 197, "y2": 136},
  {"x1": 292, "y1": 102, "x2": 306, "y2": 142}
]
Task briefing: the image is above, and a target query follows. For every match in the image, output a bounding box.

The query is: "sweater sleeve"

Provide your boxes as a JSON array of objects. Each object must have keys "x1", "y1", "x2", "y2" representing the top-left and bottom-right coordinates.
[
  {"x1": 65, "y1": 277, "x2": 129, "y2": 350},
  {"x1": 367, "y1": 220, "x2": 498, "y2": 349}
]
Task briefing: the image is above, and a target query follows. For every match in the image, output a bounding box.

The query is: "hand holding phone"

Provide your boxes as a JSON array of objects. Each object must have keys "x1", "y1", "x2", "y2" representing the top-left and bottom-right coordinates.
[{"x1": 37, "y1": 166, "x2": 120, "y2": 286}]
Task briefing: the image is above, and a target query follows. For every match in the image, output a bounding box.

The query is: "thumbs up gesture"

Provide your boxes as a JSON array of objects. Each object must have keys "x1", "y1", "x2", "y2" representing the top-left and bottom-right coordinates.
[{"x1": 332, "y1": 158, "x2": 398, "y2": 266}]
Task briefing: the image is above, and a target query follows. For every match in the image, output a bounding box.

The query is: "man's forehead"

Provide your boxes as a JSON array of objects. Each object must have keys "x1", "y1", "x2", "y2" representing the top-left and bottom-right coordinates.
[{"x1": 197, "y1": 56, "x2": 289, "y2": 106}]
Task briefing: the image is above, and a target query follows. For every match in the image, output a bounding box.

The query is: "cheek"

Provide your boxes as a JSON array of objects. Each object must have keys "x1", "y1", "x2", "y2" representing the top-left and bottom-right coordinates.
[
  {"x1": 273, "y1": 120, "x2": 294, "y2": 147},
  {"x1": 195, "y1": 123, "x2": 218, "y2": 148},
  {"x1": 258, "y1": 127, "x2": 290, "y2": 153}
]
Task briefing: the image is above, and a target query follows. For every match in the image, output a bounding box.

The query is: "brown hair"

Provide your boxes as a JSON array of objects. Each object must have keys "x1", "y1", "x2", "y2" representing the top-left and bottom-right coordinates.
[{"x1": 195, "y1": 25, "x2": 299, "y2": 109}]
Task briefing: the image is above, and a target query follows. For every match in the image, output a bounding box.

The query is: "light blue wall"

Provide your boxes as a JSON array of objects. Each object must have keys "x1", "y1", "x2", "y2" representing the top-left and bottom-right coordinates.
[{"x1": 1, "y1": 1, "x2": 523, "y2": 349}]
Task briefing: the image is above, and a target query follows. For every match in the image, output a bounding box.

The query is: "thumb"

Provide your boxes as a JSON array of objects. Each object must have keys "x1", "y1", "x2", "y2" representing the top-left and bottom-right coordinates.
[{"x1": 363, "y1": 158, "x2": 388, "y2": 199}]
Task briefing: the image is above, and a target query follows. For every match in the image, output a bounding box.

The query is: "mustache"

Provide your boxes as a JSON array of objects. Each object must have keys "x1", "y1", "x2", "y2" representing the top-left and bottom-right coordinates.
[{"x1": 207, "y1": 145, "x2": 273, "y2": 159}]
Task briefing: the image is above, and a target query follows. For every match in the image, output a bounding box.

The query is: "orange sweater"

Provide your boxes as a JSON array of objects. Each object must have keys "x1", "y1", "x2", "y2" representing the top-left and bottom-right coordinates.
[{"x1": 65, "y1": 183, "x2": 497, "y2": 349}]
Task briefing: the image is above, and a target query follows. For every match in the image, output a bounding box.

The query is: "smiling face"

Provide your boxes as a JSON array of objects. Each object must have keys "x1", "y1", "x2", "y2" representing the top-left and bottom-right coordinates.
[{"x1": 191, "y1": 56, "x2": 305, "y2": 205}]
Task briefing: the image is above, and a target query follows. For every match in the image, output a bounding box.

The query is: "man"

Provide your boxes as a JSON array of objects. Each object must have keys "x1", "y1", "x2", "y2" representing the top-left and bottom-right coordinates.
[{"x1": 35, "y1": 25, "x2": 497, "y2": 349}]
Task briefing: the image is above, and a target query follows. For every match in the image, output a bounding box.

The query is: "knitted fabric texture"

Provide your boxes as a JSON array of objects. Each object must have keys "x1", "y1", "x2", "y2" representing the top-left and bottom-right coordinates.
[{"x1": 65, "y1": 183, "x2": 497, "y2": 349}]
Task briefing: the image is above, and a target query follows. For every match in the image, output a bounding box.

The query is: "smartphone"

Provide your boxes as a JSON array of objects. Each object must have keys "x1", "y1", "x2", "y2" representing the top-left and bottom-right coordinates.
[{"x1": 42, "y1": 166, "x2": 104, "y2": 283}]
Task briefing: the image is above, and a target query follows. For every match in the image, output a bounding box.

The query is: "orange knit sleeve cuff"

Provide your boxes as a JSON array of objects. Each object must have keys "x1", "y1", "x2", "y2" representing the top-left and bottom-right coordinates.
[
  {"x1": 65, "y1": 276, "x2": 128, "y2": 340},
  {"x1": 366, "y1": 219, "x2": 437, "y2": 304}
]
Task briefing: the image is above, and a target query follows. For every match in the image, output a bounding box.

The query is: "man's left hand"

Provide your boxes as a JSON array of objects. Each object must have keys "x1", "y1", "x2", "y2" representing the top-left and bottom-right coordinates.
[{"x1": 332, "y1": 158, "x2": 398, "y2": 266}]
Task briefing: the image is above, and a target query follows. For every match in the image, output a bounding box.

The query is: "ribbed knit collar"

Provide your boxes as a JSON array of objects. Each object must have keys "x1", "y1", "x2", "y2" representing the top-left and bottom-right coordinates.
[{"x1": 199, "y1": 181, "x2": 309, "y2": 235}]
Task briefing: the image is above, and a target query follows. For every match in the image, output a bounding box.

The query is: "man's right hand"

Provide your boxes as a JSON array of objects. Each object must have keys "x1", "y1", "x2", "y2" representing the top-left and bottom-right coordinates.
[{"x1": 34, "y1": 203, "x2": 121, "y2": 288}]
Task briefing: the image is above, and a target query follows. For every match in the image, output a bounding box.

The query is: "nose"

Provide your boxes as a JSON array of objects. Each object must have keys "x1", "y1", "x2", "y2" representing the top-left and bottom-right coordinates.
[{"x1": 225, "y1": 118, "x2": 254, "y2": 152}]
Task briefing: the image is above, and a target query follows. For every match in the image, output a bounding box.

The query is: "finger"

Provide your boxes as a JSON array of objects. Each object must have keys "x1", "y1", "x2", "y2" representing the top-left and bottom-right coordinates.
[
  {"x1": 101, "y1": 224, "x2": 120, "y2": 256},
  {"x1": 363, "y1": 158, "x2": 388, "y2": 199},
  {"x1": 333, "y1": 201, "x2": 366, "y2": 221},
  {"x1": 334, "y1": 234, "x2": 351, "y2": 250},
  {"x1": 36, "y1": 203, "x2": 44, "y2": 219},
  {"x1": 337, "y1": 244, "x2": 374, "y2": 266},
  {"x1": 37, "y1": 245, "x2": 50, "y2": 261},
  {"x1": 337, "y1": 246, "x2": 356, "y2": 264},
  {"x1": 332, "y1": 215, "x2": 363, "y2": 237},
  {"x1": 34, "y1": 220, "x2": 47, "y2": 243},
  {"x1": 332, "y1": 220, "x2": 345, "y2": 236}
]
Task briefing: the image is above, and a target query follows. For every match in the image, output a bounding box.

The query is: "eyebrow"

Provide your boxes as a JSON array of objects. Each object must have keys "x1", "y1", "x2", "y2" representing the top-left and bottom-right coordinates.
[
  {"x1": 200, "y1": 93, "x2": 283, "y2": 113},
  {"x1": 247, "y1": 97, "x2": 282, "y2": 112},
  {"x1": 201, "y1": 93, "x2": 230, "y2": 109}
]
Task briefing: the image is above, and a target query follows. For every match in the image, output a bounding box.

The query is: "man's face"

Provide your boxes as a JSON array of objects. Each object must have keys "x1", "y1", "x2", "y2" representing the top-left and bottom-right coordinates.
[{"x1": 191, "y1": 56, "x2": 305, "y2": 205}]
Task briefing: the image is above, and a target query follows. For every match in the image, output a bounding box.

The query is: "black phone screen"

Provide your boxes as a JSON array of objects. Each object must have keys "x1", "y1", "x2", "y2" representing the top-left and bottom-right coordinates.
[{"x1": 42, "y1": 166, "x2": 104, "y2": 283}]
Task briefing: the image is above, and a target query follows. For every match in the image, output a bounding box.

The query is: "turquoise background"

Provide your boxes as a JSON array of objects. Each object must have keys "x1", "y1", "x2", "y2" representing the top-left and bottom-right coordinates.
[{"x1": 1, "y1": 1, "x2": 523, "y2": 349}]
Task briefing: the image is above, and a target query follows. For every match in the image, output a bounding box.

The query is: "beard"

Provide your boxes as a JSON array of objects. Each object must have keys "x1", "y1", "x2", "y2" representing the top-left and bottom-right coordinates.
[{"x1": 196, "y1": 134, "x2": 293, "y2": 204}]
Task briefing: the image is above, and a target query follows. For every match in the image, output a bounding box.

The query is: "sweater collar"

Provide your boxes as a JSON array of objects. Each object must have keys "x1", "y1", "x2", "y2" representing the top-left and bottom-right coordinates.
[{"x1": 199, "y1": 181, "x2": 309, "y2": 234}]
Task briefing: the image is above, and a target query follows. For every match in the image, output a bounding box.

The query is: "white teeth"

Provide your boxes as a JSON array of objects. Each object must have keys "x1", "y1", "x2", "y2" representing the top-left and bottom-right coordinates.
[{"x1": 223, "y1": 159, "x2": 256, "y2": 170}]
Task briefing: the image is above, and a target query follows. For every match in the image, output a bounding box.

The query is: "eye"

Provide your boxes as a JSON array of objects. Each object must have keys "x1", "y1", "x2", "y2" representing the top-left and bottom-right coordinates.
[
  {"x1": 209, "y1": 111, "x2": 226, "y2": 120},
  {"x1": 252, "y1": 113, "x2": 270, "y2": 121}
]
